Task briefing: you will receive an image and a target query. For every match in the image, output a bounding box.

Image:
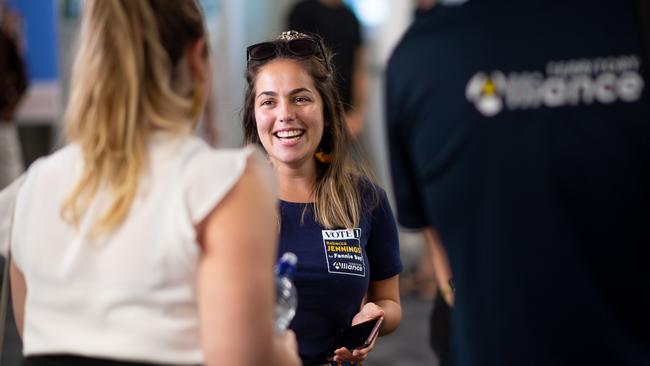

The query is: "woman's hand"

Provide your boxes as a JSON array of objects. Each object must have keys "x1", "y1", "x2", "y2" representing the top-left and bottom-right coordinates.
[
  {"x1": 331, "y1": 340, "x2": 375, "y2": 363},
  {"x1": 351, "y1": 302, "x2": 385, "y2": 326},
  {"x1": 331, "y1": 302, "x2": 385, "y2": 363}
]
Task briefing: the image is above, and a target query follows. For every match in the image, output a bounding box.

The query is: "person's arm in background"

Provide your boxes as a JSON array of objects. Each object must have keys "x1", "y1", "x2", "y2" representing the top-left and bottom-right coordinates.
[
  {"x1": 196, "y1": 156, "x2": 300, "y2": 366},
  {"x1": 423, "y1": 226, "x2": 454, "y2": 306},
  {"x1": 345, "y1": 46, "x2": 369, "y2": 139},
  {"x1": 365, "y1": 276, "x2": 402, "y2": 335},
  {"x1": 5, "y1": 175, "x2": 26, "y2": 336},
  {"x1": 9, "y1": 261, "x2": 25, "y2": 337}
]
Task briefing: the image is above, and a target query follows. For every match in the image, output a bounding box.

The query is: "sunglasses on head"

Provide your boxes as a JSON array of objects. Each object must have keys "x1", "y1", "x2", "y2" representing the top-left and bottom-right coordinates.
[{"x1": 246, "y1": 36, "x2": 330, "y2": 71}]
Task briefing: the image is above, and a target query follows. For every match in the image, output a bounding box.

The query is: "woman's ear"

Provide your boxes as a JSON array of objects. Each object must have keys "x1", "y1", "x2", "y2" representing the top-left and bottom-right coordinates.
[{"x1": 187, "y1": 36, "x2": 209, "y2": 83}]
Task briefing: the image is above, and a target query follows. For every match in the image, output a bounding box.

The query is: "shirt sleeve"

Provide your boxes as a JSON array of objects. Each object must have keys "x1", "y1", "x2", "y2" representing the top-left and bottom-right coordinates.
[
  {"x1": 183, "y1": 144, "x2": 274, "y2": 225},
  {"x1": 385, "y1": 50, "x2": 429, "y2": 229},
  {"x1": 365, "y1": 188, "x2": 403, "y2": 281}
]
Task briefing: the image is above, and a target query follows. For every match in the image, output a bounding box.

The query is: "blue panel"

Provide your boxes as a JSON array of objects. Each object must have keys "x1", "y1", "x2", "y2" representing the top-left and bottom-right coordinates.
[{"x1": 8, "y1": 0, "x2": 59, "y2": 81}]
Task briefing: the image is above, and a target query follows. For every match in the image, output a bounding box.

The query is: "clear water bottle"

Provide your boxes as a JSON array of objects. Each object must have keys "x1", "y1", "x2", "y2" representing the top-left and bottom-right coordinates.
[{"x1": 275, "y1": 252, "x2": 298, "y2": 333}]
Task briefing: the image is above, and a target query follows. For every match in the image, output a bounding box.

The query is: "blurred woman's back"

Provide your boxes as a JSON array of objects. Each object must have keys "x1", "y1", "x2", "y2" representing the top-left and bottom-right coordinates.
[{"x1": 6, "y1": 1, "x2": 299, "y2": 365}]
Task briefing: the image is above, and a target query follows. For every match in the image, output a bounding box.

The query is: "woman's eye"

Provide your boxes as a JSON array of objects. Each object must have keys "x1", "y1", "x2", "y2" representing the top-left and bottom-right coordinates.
[
  {"x1": 294, "y1": 96, "x2": 310, "y2": 103},
  {"x1": 260, "y1": 100, "x2": 274, "y2": 107}
]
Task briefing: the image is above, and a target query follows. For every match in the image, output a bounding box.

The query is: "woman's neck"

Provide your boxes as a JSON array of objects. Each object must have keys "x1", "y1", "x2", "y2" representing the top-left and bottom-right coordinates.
[{"x1": 274, "y1": 161, "x2": 317, "y2": 203}]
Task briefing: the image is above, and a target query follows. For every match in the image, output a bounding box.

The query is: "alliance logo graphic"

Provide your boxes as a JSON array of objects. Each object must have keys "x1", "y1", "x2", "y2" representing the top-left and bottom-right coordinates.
[
  {"x1": 332, "y1": 262, "x2": 363, "y2": 272},
  {"x1": 465, "y1": 55, "x2": 645, "y2": 117},
  {"x1": 465, "y1": 72, "x2": 506, "y2": 117}
]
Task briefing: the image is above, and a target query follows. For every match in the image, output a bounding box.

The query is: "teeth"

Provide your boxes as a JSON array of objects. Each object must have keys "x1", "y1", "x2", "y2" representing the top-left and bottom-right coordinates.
[{"x1": 276, "y1": 130, "x2": 303, "y2": 138}]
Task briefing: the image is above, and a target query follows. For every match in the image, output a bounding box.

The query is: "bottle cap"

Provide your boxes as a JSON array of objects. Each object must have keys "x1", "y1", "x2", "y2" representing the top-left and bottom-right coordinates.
[{"x1": 277, "y1": 252, "x2": 298, "y2": 278}]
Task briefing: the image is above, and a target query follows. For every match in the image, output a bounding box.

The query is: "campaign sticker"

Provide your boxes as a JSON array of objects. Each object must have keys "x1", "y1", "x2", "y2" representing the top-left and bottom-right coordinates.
[{"x1": 322, "y1": 228, "x2": 365, "y2": 277}]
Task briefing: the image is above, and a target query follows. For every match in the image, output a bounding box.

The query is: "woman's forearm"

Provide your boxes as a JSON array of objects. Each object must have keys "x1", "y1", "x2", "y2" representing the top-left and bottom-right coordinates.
[{"x1": 374, "y1": 298, "x2": 402, "y2": 336}]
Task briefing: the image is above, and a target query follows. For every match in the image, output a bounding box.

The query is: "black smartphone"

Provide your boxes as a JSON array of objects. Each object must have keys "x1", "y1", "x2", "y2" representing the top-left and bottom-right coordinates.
[{"x1": 332, "y1": 316, "x2": 383, "y2": 351}]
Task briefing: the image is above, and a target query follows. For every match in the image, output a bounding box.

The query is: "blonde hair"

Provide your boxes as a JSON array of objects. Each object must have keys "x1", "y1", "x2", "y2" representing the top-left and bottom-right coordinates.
[
  {"x1": 243, "y1": 32, "x2": 377, "y2": 229},
  {"x1": 61, "y1": 0, "x2": 205, "y2": 234}
]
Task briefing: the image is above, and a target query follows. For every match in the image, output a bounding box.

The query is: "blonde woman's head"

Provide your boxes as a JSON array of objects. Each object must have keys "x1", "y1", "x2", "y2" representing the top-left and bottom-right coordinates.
[{"x1": 62, "y1": 0, "x2": 209, "y2": 234}]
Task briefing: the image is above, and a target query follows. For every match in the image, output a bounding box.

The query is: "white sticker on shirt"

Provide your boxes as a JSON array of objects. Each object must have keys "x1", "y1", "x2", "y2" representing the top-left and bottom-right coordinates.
[{"x1": 322, "y1": 228, "x2": 365, "y2": 277}]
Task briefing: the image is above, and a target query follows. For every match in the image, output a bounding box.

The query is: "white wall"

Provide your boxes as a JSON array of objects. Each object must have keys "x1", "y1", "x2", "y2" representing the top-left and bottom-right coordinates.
[{"x1": 359, "y1": 0, "x2": 413, "y2": 191}]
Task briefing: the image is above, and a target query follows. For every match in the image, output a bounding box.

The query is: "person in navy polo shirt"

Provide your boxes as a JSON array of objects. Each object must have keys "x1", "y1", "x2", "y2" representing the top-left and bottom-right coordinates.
[{"x1": 386, "y1": 0, "x2": 650, "y2": 365}]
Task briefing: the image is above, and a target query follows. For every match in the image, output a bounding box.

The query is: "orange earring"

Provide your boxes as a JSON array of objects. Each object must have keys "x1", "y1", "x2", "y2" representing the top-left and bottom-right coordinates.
[{"x1": 314, "y1": 148, "x2": 332, "y2": 163}]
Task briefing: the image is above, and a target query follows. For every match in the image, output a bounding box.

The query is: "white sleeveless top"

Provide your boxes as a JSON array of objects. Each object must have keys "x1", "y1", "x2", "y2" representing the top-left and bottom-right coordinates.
[{"x1": 11, "y1": 135, "x2": 266, "y2": 364}]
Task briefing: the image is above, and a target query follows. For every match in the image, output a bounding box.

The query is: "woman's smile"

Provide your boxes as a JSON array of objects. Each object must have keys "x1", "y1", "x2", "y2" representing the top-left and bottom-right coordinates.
[{"x1": 274, "y1": 128, "x2": 306, "y2": 145}]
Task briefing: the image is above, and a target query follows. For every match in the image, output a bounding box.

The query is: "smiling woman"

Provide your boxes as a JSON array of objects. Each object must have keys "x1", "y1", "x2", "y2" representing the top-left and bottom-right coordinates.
[
  {"x1": 243, "y1": 31, "x2": 360, "y2": 228},
  {"x1": 241, "y1": 30, "x2": 403, "y2": 366},
  {"x1": 253, "y1": 59, "x2": 325, "y2": 175}
]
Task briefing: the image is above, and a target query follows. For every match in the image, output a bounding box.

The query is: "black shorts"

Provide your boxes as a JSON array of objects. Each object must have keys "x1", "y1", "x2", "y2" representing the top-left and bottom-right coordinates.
[{"x1": 22, "y1": 355, "x2": 196, "y2": 366}]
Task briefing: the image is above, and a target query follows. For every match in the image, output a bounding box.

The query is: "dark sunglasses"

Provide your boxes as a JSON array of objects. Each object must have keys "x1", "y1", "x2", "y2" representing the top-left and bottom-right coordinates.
[{"x1": 246, "y1": 37, "x2": 330, "y2": 71}]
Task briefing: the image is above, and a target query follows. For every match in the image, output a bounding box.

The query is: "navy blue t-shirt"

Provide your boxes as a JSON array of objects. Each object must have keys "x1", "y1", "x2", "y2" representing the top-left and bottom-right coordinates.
[
  {"x1": 387, "y1": 1, "x2": 650, "y2": 365},
  {"x1": 278, "y1": 185, "x2": 402, "y2": 365}
]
